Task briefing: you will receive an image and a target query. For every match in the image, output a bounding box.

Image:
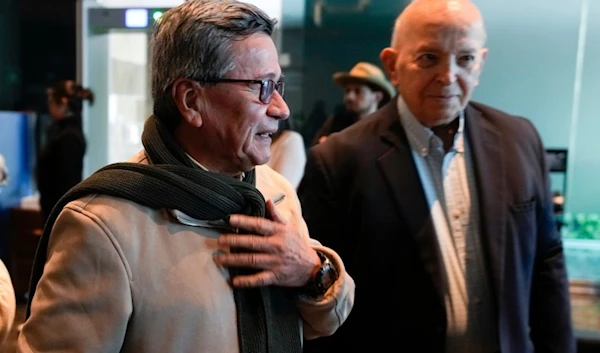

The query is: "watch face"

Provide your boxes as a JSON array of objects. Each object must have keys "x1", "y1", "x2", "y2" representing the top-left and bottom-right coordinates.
[
  {"x1": 320, "y1": 262, "x2": 338, "y2": 293},
  {"x1": 304, "y1": 252, "x2": 339, "y2": 297}
]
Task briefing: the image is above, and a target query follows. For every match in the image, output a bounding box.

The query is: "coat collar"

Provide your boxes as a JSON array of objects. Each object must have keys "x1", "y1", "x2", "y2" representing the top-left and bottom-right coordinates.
[
  {"x1": 377, "y1": 98, "x2": 446, "y2": 305},
  {"x1": 464, "y1": 105, "x2": 506, "y2": 299}
]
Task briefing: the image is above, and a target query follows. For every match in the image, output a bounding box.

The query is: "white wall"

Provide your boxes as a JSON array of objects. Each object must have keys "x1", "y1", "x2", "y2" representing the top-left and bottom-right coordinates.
[
  {"x1": 472, "y1": 0, "x2": 583, "y2": 149},
  {"x1": 568, "y1": 0, "x2": 600, "y2": 214},
  {"x1": 471, "y1": 0, "x2": 599, "y2": 214}
]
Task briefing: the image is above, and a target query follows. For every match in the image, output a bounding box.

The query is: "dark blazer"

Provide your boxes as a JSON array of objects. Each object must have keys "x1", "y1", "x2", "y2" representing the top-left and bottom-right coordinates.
[{"x1": 298, "y1": 98, "x2": 575, "y2": 353}]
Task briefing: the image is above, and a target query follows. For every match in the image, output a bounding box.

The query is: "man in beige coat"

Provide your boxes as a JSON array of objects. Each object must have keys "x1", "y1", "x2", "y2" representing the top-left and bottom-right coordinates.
[{"x1": 17, "y1": 1, "x2": 354, "y2": 352}]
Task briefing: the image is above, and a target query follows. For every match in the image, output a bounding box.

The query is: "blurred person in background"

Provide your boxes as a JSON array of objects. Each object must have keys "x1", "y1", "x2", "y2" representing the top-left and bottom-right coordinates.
[
  {"x1": 36, "y1": 80, "x2": 94, "y2": 223},
  {"x1": 311, "y1": 62, "x2": 395, "y2": 145},
  {"x1": 300, "y1": 100, "x2": 327, "y2": 147},
  {"x1": 268, "y1": 117, "x2": 306, "y2": 189},
  {"x1": 18, "y1": 1, "x2": 354, "y2": 352}
]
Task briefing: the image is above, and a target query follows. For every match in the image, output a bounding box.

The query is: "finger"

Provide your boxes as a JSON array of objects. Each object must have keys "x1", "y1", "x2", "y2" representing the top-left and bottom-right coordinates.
[
  {"x1": 228, "y1": 214, "x2": 279, "y2": 236},
  {"x1": 218, "y1": 234, "x2": 274, "y2": 252},
  {"x1": 266, "y1": 200, "x2": 286, "y2": 224},
  {"x1": 214, "y1": 253, "x2": 277, "y2": 269},
  {"x1": 231, "y1": 271, "x2": 277, "y2": 288}
]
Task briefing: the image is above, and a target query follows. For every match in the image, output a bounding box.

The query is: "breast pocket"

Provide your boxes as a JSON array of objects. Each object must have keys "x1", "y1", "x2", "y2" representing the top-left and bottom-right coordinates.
[
  {"x1": 511, "y1": 200, "x2": 536, "y2": 215},
  {"x1": 272, "y1": 193, "x2": 295, "y2": 224},
  {"x1": 509, "y1": 200, "x2": 537, "y2": 256}
]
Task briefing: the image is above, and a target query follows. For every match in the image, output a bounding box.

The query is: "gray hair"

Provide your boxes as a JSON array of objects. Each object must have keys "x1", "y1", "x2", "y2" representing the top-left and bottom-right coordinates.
[{"x1": 151, "y1": 0, "x2": 276, "y2": 130}]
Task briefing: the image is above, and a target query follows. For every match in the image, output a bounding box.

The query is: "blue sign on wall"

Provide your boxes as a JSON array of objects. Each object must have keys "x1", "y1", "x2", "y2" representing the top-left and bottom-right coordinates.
[
  {"x1": 0, "y1": 111, "x2": 35, "y2": 260},
  {"x1": 0, "y1": 111, "x2": 33, "y2": 209}
]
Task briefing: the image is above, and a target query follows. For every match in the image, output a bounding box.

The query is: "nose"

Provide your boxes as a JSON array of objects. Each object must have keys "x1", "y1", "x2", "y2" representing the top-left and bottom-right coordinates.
[
  {"x1": 436, "y1": 58, "x2": 458, "y2": 85},
  {"x1": 267, "y1": 91, "x2": 290, "y2": 120},
  {"x1": 345, "y1": 90, "x2": 356, "y2": 102}
]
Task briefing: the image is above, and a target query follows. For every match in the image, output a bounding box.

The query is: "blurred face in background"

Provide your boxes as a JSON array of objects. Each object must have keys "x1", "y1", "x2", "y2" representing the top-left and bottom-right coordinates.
[
  {"x1": 342, "y1": 83, "x2": 383, "y2": 118},
  {"x1": 47, "y1": 89, "x2": 69, "y2": 120}
]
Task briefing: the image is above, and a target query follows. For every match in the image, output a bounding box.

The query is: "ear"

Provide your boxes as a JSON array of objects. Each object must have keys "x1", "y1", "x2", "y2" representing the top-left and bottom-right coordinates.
[
  {"x1": 480, "y1": 48, "x2": 488, "y2": 68},
  {"x1": 380, "y1": 47, "x2": 399, "y2": 86},
  {"x1": 473, "y1": 48, "x2": 489, "y2": 87},
  {"x1": 374, "y1": 90, "x2": 384, "y2": 104},
  {"x1": 171, "y1": 78, "x2": 203, "y2": 128}
]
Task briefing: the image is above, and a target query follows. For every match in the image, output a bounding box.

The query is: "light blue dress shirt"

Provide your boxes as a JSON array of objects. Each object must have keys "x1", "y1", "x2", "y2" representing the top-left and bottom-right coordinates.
[{"x1": 397, "y1": 96, "x2": 497, "y2": 352}]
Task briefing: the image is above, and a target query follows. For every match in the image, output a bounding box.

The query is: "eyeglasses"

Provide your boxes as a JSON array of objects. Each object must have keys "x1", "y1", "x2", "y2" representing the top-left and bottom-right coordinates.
[{"x1": 201, "y1": 79, "x2": 285, "y2": 104}]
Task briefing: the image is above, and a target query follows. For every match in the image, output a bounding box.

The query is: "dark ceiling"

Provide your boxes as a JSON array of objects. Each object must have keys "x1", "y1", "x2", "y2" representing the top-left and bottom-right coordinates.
[
  {"x1": 20, "y1": 0, "x2": 75, "y2": 25},
  {"x1": 14, "y1": 0, "x2": 77, "y2": 107}
]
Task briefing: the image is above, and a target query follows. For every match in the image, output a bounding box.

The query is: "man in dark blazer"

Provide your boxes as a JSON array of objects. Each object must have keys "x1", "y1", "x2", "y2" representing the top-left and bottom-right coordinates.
[{"x1": 298, "y1": 0, "x2": 575, "y2": 352}]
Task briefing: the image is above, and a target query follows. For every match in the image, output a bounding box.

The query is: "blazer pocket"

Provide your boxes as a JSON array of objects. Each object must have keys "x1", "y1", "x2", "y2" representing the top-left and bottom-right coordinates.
[
  {"x1": 509, "y1": 200, "x2": 537, "y2": 260},
  {"x1": 510, "y1": 200, "x2": 536, "y2": 214}
]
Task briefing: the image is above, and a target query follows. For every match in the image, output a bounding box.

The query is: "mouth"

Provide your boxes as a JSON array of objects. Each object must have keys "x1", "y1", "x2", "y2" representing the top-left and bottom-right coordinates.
[
  {"x1": 428, "y1": 95, "x2": 459, "y2": 104},
  {"x1": 256, "y1": 132, "x2": 274, "y2": 138}
]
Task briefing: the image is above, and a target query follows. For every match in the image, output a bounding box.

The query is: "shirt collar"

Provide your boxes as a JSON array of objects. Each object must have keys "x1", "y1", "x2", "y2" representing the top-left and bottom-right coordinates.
[
  {"x1": 185, "y1": 153, "x2": 245, "y2": 181},
  {"x1": 396, "y1": 95, "x2": 465, "y2": 156},
  {"x1": 397, "y1": 96, "x2": 434, "y2": 157},
  {"x1": 455, "y1": 113, "x2": 465, "y2": 153}
]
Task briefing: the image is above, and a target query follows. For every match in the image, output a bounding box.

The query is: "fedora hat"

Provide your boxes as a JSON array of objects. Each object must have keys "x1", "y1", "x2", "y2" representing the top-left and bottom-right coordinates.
[{"x1": 332, "y1": 62, "x2": 396, "y2": 102}]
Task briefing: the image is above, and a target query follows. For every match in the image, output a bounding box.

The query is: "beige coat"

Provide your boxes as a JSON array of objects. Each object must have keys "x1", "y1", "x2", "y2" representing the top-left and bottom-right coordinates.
[
  {"x1": 17, "y1": 151, "x2": 355, "y2": 353},
  {"x1": 0, "y1": 259, "x2": 16, "y2": 346}
]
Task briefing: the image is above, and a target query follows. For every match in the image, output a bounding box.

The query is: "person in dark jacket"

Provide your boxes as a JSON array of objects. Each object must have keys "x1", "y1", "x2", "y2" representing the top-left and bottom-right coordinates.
[
  {"x1": 36, "y1": 80, "x2": 94, "y2": 222},
  {"x1": 299, "y1": 0, "x2": 574, "y2": 352}
]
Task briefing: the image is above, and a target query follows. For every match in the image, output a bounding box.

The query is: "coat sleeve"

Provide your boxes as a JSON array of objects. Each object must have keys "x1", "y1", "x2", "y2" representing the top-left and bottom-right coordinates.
[
  {"x1": 293, "y1": 146, "x2": 355, "y2": 339},
  {"x1": 17, "y1": 204, "x2": 132, "y2": 353},
  {"x1": 527, "y1": 120, "x2": 576, "y2": 353}
]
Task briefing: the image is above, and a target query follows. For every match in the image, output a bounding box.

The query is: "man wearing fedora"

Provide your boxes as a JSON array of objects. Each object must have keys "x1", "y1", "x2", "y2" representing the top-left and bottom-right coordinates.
[{"x1": 312, "y1": 62, "x2": 395, "y2": 145}]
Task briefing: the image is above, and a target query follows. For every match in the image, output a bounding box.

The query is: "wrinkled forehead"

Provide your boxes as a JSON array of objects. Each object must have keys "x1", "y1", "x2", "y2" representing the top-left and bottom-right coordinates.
[
  {"x1": 229, "y1": 34, "x2": 282, "y2": 79},
  {"x1": 404, "y1": 18, "x2": 486, "y2": 51}
]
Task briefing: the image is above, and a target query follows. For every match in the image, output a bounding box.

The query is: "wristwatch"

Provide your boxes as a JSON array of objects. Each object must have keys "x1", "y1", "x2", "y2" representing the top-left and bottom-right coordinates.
[{"x1": 302, "y1": 251, "x2": 339, "y2": 299}]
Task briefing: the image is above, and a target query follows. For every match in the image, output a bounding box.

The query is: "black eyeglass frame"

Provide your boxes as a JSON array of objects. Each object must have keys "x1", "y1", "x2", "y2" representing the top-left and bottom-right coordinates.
[{"x1": 200, "y1": 78, "x2": 285, "y2": 104}]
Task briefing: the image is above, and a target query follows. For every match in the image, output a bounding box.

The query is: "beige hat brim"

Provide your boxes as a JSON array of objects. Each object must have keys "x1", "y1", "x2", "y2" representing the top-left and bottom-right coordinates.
[{"x1": 332, "y1": 72, "x2": 396, "y2": 102}]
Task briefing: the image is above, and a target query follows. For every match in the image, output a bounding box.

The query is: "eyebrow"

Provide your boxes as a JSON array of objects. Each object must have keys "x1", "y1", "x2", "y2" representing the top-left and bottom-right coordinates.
[
  {"x1": 261, "y1": 72, "x2": 285, "y2": 81},
  {"x1": 413, "y1": 45, "x2": 439, "y2": 54},
  {"x1": 414, "y1": 46, "x2": 479, "y2": 54}
]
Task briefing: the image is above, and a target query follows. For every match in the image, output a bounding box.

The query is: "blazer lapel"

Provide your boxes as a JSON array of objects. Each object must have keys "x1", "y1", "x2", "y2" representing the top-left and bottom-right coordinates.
[
  {"x1": 465, "y1": 105, "x2": 506, "y2": 301},
  {"x1": 377, "y1": 104, "x2": 445, "y2": 304}
]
